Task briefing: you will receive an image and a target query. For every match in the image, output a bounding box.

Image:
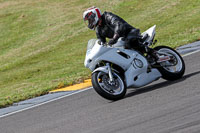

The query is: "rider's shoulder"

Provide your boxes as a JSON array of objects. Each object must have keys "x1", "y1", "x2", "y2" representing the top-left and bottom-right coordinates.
[
  {"x1": 103, "y1": 11, "x2": 117, "y2": 21},
  {"x1": 104, "y1": 11, "x2": 115, "y2": 16}
]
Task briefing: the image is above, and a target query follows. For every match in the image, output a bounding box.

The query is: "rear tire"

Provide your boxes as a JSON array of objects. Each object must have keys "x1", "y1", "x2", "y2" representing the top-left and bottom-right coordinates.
[
  {"x1": 92, "y1": 71, "x2": 126, "y2": 100},
  {"x1": 154, "y1": 46, "x2": 185, "y2": 81}
]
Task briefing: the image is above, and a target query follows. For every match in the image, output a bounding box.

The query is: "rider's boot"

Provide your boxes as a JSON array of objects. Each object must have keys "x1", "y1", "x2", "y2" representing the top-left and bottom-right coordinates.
[
  {"x1": 146, "y1": 47, "x2": 159, "y2": 61},
  {"x1": 139, "y1": 43, "x2": 159, "y2": 63}
]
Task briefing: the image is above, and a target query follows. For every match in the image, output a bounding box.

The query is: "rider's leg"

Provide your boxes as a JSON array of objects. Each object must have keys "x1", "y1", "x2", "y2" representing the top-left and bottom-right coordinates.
[
  {"x1": 125, "y1": 30, "x2": 158, "y2": 61},
  {"x1": 124, "y1": 29, "x2": 141, "y2": 49}
]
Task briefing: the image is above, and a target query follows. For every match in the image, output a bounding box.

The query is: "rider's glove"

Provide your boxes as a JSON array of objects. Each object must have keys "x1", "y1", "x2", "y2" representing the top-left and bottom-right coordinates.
[
  {"x1": 108, "y1": 39, "x2": 117, "y2": 45},
  {"x1": 108, "y1": 33, "x2": 119, "y2": 45}
]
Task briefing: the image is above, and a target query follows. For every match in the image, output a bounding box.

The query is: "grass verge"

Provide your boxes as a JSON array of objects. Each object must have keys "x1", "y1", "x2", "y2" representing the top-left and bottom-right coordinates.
[{"x1": 0, "y1": 0, "x2": 200, "y2": 108}]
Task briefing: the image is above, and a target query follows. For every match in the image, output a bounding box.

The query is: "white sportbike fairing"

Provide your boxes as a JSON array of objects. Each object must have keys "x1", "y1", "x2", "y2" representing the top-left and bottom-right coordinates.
[{"x1": 84, "y1": 25, "x2": 185, "y2": 100}]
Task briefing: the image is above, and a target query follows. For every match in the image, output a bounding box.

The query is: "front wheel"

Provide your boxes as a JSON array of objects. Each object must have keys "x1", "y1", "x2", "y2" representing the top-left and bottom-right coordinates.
[
  {"x1": 154, "y1": 46, "x2": 185, "y2": 81},
  {"x1": 92, "y1": 71, "x2": 126, "y2": 100}
]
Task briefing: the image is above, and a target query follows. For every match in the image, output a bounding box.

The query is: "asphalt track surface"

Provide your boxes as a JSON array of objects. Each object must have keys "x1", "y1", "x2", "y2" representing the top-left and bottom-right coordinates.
[{"x1": 0, "y1": 51, "x2": 200, "y2": 133}]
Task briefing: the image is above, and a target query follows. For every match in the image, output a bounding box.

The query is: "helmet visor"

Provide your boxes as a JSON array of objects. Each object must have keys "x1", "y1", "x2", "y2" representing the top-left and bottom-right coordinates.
[{"x1": 84, "y1": 12, "x2": 96, "y2": 29}]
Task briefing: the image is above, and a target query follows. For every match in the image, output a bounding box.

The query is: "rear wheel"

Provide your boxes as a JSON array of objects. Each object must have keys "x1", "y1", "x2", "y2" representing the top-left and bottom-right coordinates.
[
  {"x1": 92, "y1": 71, "x2": 126, "y2": 100},
  {"x1": 154, "y1": 46, "x2": 185, "y2": 81}
]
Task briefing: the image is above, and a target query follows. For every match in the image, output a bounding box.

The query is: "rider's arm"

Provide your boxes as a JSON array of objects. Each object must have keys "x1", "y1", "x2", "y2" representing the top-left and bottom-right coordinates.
[
  {"x1": 96, "y1": 28, "x2": 106, "y2": 44},
  {"x1": 105, "y1": 12, "x2": 124, "y2": 45}
]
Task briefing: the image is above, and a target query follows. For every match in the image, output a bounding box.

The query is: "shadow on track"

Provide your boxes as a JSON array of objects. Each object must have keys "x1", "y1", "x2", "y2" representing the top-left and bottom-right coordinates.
[{"x1": 124, "y1": 70, "x2": 200, "y2": 99}]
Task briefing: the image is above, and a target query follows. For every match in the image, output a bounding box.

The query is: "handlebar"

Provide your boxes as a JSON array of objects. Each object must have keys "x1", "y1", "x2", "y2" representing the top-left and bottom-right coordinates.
[{"x1": 98, "y1": 41, "x2": 112, "y2": 47}]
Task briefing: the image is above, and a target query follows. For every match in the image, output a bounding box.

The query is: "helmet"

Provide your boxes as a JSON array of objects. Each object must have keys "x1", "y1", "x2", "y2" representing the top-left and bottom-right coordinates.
[{"x1": 83, "y1": 7, "x2": 102, "y2": 30}]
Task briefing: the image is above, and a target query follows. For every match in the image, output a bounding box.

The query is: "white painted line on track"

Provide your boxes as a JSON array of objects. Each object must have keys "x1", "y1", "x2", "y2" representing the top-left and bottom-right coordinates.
[
  {"x1": 1, "y1": 49, "x2": 200, "y2": 119},
  {"x1": 182, "y1": 49, "x2": 200, "y2": 57},
  {"x1": 0, "y1": 87, "x2": 92, "y2": 119}
]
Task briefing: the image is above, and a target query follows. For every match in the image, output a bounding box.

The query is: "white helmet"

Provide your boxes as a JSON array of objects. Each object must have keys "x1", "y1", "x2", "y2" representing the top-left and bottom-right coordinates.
[{"x1": 83, "y1": 7, "x2": 102, "y2": 30}]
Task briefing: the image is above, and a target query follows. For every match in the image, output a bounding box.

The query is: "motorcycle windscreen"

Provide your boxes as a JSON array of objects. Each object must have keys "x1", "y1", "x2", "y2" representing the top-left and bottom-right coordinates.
[{"x1": 87, "y1": 39, "x2": 97, "y2": 50}]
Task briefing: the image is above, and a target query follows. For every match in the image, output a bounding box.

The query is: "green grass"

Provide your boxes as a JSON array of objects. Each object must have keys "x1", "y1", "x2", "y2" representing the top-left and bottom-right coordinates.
[{"x1": 0, "y1": 0, "x2": 200, "y2": 107}]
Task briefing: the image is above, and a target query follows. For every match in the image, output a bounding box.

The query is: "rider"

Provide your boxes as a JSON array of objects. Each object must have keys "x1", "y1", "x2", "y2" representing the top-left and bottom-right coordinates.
[{"x1": 83, "y1": 6, "x2": 156, "y2": 57}]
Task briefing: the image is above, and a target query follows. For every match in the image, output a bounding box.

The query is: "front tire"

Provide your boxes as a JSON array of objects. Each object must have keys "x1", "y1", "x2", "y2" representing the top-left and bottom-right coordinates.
[
  {"x1": 154, "y1": 46, "x2": 185, "y2": 81},
  {"x1": 92, "y1": 71, "x2": 126, "y2": 100}
]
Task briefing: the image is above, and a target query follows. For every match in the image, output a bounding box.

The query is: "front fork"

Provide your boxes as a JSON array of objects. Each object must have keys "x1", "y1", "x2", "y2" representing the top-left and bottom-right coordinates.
[{"x1": 106, "y1": 63, "x2": 114, "y2": 82}]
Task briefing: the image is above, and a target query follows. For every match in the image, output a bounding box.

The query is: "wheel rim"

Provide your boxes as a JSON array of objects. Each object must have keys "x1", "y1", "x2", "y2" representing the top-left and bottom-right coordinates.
[
  {"x1": 96, "y1": 72, "x2": 124, "y2": 95},
  {"x1": 158, "y1": 48, "x2": 183, "y2": 73}
]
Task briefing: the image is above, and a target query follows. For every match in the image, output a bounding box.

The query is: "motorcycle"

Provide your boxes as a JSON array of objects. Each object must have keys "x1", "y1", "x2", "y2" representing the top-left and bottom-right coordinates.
[{"x1": 84, "y1": 25, "x2": 185, "y2": 100}]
